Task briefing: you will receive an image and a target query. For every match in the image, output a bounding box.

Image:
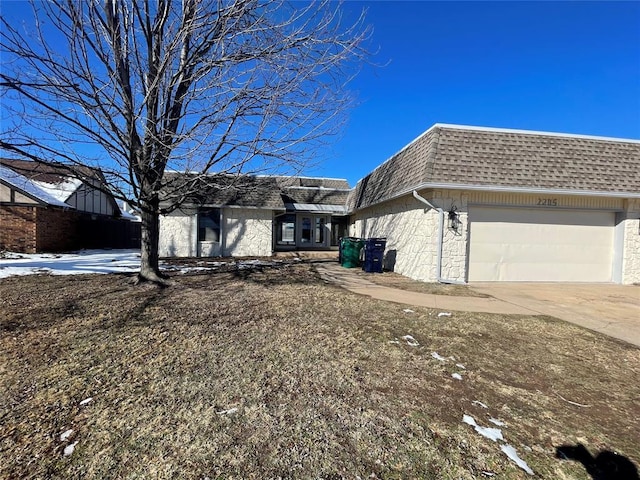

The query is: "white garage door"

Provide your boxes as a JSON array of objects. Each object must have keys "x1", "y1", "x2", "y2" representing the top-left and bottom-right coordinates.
[{"x1": 468, "y1": 207, "x2": 615, "y2": 282}]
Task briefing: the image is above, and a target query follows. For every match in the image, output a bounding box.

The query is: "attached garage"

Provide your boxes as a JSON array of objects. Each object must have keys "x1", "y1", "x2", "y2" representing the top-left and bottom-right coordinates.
[{"x1": 468, "y1": 206, "x2": 615, "y2": 282}]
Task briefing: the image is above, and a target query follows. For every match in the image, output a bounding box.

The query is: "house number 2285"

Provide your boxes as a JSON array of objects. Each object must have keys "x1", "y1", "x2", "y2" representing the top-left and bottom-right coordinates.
[{"x1": 537, "y1": 198, "x2": 558, "y2": 206}]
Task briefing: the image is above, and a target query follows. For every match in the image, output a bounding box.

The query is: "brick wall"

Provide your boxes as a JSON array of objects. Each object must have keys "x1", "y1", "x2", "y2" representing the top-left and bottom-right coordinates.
[
  {"x1": 0, "y1": 205, "x2": 38, "y2": 253},
  {"x1": 35, "y1": 207, "x2": 81, "y2": 252},
  {"x1": 2, "y1": 205, "x2": 139, "y2": 253}
]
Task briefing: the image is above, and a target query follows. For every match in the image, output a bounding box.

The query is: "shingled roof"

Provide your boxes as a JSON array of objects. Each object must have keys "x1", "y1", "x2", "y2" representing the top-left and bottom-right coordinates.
[
  {"x1": 348, "y1": 124, "x2": 640, "y2": 211},
  {"x1": 161, "y1": 173, "x2": 350, "y2": 211}
]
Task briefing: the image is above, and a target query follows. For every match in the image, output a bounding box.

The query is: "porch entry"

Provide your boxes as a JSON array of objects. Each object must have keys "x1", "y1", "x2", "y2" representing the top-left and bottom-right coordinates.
[
  {"x1": 298, "y1": 214, "x2": 329, "y2": 247},
  {"x1": 275, "y1": 213, "x2": 346, "y2": 250}
]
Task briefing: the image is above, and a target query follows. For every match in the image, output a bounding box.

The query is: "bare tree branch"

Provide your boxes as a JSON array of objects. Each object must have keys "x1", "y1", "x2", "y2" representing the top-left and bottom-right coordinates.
[{"x1": 0, "y1": 0, "x2": 370, "y2": 282}]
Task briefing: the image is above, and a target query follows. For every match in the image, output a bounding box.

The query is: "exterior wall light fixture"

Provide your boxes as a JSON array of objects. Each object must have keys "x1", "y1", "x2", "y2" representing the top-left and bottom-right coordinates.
[{"x1": 448, "y1": 206, "x2": 460, "y2": 232}]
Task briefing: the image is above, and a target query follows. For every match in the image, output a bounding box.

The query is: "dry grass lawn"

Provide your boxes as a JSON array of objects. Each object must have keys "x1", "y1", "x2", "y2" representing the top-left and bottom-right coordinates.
[
  {"x1": 347, "y1": 268, "x2": 489, "y2": 297},
  {"x1": 1, "y1": 261, "x2": 639, "y2": 479}
]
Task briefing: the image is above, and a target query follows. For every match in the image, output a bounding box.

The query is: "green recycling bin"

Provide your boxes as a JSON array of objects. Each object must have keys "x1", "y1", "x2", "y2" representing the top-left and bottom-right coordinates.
[{"x1": 341, "y1": 237, "x2": 364, "y2": 268}]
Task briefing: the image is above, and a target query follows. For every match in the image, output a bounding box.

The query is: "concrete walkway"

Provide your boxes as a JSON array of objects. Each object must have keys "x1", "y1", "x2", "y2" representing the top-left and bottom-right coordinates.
[
  {"x1": 315, "y1": 261, "x2": 640, "y2": 348},
  {"x1": 314, "y1": 262, "x2": 537, "y2": 315}
]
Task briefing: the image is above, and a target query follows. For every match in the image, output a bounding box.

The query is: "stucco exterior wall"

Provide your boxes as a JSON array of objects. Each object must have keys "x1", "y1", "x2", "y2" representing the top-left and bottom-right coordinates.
[
  {"x1": 159, "y1": 209, "x2": 196, "y2": 257},
  {"x1": 351, "y1": 195, "x2": 440, "y2": 282},
  {"x1": 621, "y1": 199, "x2": 640, "y2": 285},
  {"x1": 223, "y1": 208, "x2": 273, "y2": 257}
]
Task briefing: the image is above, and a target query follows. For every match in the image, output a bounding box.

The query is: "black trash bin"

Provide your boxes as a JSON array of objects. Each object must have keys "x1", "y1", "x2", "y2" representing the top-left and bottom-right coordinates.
[{"x1": 362, "y1": 238, "x2": 386, "y2": 273}]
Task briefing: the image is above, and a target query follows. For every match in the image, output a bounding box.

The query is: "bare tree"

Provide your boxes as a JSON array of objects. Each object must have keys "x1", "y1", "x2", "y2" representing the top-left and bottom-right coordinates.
[{"x1": 0, "y1": 0, "x2": 369, "y2": 282}]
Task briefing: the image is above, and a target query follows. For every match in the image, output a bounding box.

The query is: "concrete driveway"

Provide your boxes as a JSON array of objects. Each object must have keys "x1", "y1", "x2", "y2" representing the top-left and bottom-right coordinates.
[{"x1": 469, "y1": 283, "x2": 640, "y2": 348}]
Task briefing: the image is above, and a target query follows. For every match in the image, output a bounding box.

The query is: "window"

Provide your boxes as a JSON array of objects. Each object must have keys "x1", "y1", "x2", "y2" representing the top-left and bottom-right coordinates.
[
  {"x1": 300, "y1": 217, "x2": 312, "y2": 243},
  {"x1": 198, "y1": 208, "x2": 221, "y2": 242},
  {"x1": 276, "y1": 214, "x2": 296, "y2": 245},
  {"x1": 315, "y1": 217, "x2": 326, "y2": 244}
]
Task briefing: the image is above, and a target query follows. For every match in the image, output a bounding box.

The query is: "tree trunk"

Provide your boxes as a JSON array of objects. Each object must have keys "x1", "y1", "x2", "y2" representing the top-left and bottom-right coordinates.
[{"x1": 138, "y1": 196, "x2": 167, "y2": 284}]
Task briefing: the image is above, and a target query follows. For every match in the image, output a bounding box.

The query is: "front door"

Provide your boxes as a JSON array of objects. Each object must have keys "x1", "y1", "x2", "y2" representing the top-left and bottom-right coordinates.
[{"x1": 297, "y1": 214, "x2": 330, "y2": 248}]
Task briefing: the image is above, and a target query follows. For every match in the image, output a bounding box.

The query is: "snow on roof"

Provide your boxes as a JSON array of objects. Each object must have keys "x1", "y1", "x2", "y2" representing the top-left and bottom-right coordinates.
[
  {"x1": 0, "y1": 164, "x2": 70, "y2": 207},
  {"x1": 33, "y1": 177, "x2": 83, "y2": 203}
]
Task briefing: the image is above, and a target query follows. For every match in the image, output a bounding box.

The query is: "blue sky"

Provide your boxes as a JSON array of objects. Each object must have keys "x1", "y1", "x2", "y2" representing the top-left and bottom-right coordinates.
[
  {"x1": 315, "y1": 1, "x2": 640, "y2": 185},
  {"x1": 1, "y1": 1, "x2": 639, "y2": 188}
]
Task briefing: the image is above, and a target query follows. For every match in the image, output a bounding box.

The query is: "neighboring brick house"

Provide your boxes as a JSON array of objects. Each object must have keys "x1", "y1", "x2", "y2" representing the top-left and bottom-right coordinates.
[
  {"x1": 158, "y1": 124, "x2": 640, "y2": 285},
  {"x1": 0, "y1": 160, "x2": 138, "y2": 253}
]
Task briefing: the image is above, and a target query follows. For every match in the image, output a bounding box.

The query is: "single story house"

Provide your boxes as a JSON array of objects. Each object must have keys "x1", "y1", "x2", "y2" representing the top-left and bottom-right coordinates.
[
  {"x1": 159, "y1": 174, "x2": 350, "y2": 257},
  {"x1": 0, "y1": 159, "x2": 139, "y2": 252},
  {"x1": 158, "y1": 124, "x2": 640, "y2": 284}
]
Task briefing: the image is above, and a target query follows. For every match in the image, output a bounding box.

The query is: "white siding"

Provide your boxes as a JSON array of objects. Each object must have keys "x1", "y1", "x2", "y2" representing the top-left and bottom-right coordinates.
[{"x1": 67, "y1": 182, "x2": 115, "y2": 215}]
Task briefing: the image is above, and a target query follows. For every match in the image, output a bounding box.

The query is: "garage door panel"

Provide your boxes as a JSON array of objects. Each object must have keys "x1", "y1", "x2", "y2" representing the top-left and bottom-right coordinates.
[{"x1": 469, "y1": 207, "x2": 614, "y2": 282}]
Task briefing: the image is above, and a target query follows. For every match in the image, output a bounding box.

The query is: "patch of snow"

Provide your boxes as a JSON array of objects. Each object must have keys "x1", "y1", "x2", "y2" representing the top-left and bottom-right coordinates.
[
  {"x1": 216, "y1": 407, "x2": 238, "y2": 415},
  {"x1": 33, "y1": 177, "x2": 82, "y2": 203},
  {"x1": 402, "y1": 309, "x2": 415, "y2": 313},
  {"x1": 462, "y1": 414, "x2": 503, "y2": 442},
  {"x1": 120, "y1": 210, "x2": 141, "y2": 222},
  {"x1": 500, "y1": 444, "x2": 534, "y2": 475},
  {"x1": 237, "y1": 259, "x2": 282, "y2": 270},
  {"x1": 481, "y1": 472, "x2": 496, "y2": 477},
  {"x1": 472, "y1": 400, "x2": 489, "y2": 409},
  {"x1": 456, "y1": 363, "x2": 466, "y2": 369},
  {"x1": 452, "y1": 373, "x2": 463, "y2": 380},
  {"x1": 488, "y1": 418, "x2": 505, "y2": 426},
  {"x1": 0, "y1": 249, "x2": 142, "y2": 278},
  {"x1": 178, "y1": 266, "x2": 219, "y2": 274},
  {"x1": 388, "y1": 339, "x2": 400, "y2": 345},
  {"x1": 63, "y1": 441, "x2": 78, "y2": 457},
  {"x1": 401, "y1": 335, "x2": 419, "y2": 347},
  {"x1": 79, "y1": 397, "x2": 93, "y2": 406},
  {"x1": 60, "y1": 429, "x2": 73, "y2": 441},
  {"x1": 431, "y1": 352, "x2": 447, "y2": 362},
  {"x1": 437, "y1": 312, "x2": 452, "y2": 317}
]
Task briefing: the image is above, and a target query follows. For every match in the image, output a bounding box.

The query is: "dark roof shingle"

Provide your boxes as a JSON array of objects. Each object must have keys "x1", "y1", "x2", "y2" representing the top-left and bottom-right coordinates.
[
  {"x1": 161, "y1": 173, "x2": 350, "y2": 210},
  {"x1": 349, "y1": 125, "x2": 640, "y2": 210}
]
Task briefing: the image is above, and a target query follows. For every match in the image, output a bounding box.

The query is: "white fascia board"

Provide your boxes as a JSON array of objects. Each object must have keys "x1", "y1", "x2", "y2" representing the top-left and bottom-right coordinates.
[
  {"x1": 409, "y1": 182, "x2": 640, "y2": 199},
  {"x1": 285, "y1": 186, "x2": 352, "y2": 192},
  {"x1": 432, "y1": 123, "x2": 640, "y2": 144},
  {"x1": 352, "y1": 182, "x2": 640, "y2": 213}
]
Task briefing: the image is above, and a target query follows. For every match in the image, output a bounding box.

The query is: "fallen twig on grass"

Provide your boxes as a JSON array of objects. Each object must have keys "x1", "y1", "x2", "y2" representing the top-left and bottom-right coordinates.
[{"x1": 553, "y1": 391, "x2": 591, "y2": 408}]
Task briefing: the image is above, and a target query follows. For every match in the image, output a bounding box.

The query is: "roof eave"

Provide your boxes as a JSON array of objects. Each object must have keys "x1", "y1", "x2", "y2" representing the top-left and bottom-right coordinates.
[{"x1": 351, "y1": 182, "x2": 640, "y2": 212}]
